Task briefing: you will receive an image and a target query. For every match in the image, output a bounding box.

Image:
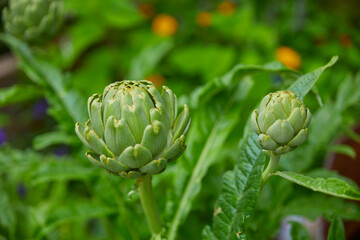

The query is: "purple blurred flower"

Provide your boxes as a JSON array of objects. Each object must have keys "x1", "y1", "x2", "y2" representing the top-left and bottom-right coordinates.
[
  {"x1": 17, "y1": 183, "x2": 27, "y2": 199},
  {"x1": 32, "y1": 99, "x2": 49, "y2": 120},
  {"x1": 0, "y1": 128, "x2": 7, "y2": 145},
  {"x1": 53, "y1": 145, "x2": 70, "y2": 156}
]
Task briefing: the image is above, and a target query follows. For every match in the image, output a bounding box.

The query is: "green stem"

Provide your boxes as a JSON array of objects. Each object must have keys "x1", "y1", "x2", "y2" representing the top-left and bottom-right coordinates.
[
  {"x1": 137, "y1": 174, "x2": 162, "y2": 238},
  {"x1": 261, "y1": 153, "x2": 281, "y2": 188}
]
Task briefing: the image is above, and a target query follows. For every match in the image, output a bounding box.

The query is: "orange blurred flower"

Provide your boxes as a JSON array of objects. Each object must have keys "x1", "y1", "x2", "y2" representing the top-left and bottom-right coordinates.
[
  {"x1": 196, "y1": 11, "x2": 212, "y2": 27},
  {"x1": 217, "y1": 1, "x2": 237, "y2": 16},
  {"x1": 146, "y1": 74, "x2": 165, "y2": 88},
  {"x1": 276, "y1": 46, "x2": 301, "y2": 70},
  {"x1": 152, "y1": 14, "x2": 178, "y2": 37},
  {"x1": 138, "y1": 3, "x2": 155, "y2": 19},
  {"x1": 339, "y1": 34, "x2": 352, "y2": 48}
]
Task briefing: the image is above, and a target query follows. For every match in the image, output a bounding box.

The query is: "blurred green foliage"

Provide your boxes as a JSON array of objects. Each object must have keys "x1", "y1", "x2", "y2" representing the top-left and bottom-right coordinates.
[{"x1": 0, "y1": 0, "x2": 360, "y2": 239}]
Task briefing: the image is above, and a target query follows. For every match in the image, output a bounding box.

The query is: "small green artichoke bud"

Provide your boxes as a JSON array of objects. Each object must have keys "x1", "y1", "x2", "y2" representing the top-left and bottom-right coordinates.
[
  {"x1": 251, "y1": 91, "x2": 311, "y2": 154},
  {"x1": 75, "y1": 80, "x2": 191, "y2": 179},
  {"x1": 3, "y1": 0, "x2": 63, "y2": 43}
]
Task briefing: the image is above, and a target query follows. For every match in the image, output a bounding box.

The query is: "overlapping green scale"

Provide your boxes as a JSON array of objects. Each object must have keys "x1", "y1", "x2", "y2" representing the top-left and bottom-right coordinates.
[
  {"x1": 3, "y1": 0, "x2": 63, "y2": 43},
  {"x1": 251, "y1": 91, "x2": 311, "y2": 155},
  {"x1": 75, "y1": 80, "x2": 191, "y2": 179}
]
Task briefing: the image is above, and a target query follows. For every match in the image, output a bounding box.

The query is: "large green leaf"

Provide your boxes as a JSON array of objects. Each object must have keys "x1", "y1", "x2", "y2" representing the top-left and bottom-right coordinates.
[
  {"x1": 274, "y1": 171, "x2": 360, "y2": 200},
  {"x1": 288, "y1": 56, "x2": 338, "y2": 100},
  {"x1": 168, "y1": 85, "x2": 248, "y2": 240},
  {"x1": 183, "y1": 61, "x2": 299, "y2": 108},
  {"x1": 168, "y1": 60, "x2": 298, "y2": 239},
  {"x1": 201, "y1": 57, "x2": 338, "y2": 240},
  {"x1": 0, "y1": 84, "x2": 42, "y2": 107}
]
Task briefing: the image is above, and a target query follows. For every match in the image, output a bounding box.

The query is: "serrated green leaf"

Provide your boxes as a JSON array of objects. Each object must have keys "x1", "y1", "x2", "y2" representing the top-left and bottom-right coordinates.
[
  {"x1": 274, "y1": 171, "x2": 360, "y2": 200},
  {"x1": 307, "y1": 169, "x2": 358, "y2": 187},
  {"x1": 206, "y1": 126, "x2": 265, "y2": 240},
  {"x1": 289, "y1": 221, "x2": 311, "y2": 240},
  {"x1": 168, "y1": 73, "x2": 260, "y2": 240},
  {"x1": 183, "y1": 61, "x2": 299, "y2": 108},
  {"x1": 288, "y1": 56, "x2": 338, "y2": 100},
  {"x1": 0, "y1": 84, "x2": 42, "y2": 107},
  {"x1": 199, "y1": 59, "x2": 336, "y2": 240},
  {"x1": 168, "y1": 98, "x2": 243, "y2": 240},
  {"x1": 327, "y1": 217, "x2": 345, "y2": 240}
]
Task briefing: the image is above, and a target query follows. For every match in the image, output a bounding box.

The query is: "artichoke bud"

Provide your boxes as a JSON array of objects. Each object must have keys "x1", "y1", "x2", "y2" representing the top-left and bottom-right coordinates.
[
  {"x1": 3, "y1": 0, "x2": 63, "y2": 43},
  {"x1": 251, "y1": 91, "x2": 311, "y2": 154},
  {"x1": 75, "y1": 80, "x2": 191, "y2": 179}
]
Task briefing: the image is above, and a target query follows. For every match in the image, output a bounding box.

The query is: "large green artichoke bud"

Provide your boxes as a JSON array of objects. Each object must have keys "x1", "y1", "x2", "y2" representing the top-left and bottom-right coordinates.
[
  {"x1": 251, "y1": 91, "x2": 311, "y2": 154},
  {"x1": 3, "y1": 0, "x2": 63, "y2": 43},
  {"x1": 75, "y1": 80, "x2": 191, "y2": 179}
]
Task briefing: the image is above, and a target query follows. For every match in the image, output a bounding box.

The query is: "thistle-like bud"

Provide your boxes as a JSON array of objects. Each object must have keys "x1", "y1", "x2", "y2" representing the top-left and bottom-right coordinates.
[
  {"x1": 251, "y1": 91, "x2": 311, "y2": 154},
  {"x1": 3, "y1": 0, "x2": 63, "y2": 43},
  {"x1": 75, "y1": 80, "x2": 191, "y2": 179}
]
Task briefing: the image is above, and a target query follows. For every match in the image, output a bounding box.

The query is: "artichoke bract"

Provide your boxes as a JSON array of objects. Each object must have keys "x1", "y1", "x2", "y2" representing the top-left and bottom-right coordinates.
[
  {"x1": 251, "y1": 91, "x2": 311, "y2": 154},
  {"x1": 75, "y1": 80, "x2": 191, "y2": 179},
  {"x1": 3, "y1": 0, "x2": 63, "y2": 43}
]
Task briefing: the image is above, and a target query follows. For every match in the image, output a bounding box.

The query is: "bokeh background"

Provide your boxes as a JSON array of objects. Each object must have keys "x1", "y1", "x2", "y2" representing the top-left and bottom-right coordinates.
[{"x1": 0, "y1": 0, "x2": 360, "y2": 239}]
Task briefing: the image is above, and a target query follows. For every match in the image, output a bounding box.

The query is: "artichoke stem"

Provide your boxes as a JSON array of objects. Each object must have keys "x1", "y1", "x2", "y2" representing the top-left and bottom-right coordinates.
[
  {"x1": 137, "y1": 174, "x2": 162, "y2": 238},
  {"x1": 261, "y1": 153, "x2": 281, "y2": 187}
]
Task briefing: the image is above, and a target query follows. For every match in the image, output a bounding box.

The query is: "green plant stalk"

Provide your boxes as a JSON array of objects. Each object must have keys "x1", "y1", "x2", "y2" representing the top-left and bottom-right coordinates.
[
  {"x1": 261, "y1": 152, "x2": 281, "y2": 187},
  {"x1": 138, "y1": 174, "x2": 162, "y2": 239}
]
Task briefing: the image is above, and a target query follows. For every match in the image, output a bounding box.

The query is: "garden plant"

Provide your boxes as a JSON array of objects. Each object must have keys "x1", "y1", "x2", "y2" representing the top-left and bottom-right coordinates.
[{"x1": 0, "y1": 0, "x2": 360, "y2": 240}]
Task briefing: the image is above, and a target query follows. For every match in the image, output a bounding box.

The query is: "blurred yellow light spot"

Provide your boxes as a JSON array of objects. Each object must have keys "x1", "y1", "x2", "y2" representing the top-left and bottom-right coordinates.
[
  {"x1": 339, "y1": 34, "x2": 352, "y2": 48},
  {"x1": 276, "y1": 46, "x2": 301, "y2": 70},
  {"x1": 217, "y1": 1, "x2": 237, "y2": 16},
  {"x1": 138, "y1": 3, "x2": 155, "y2": 19},
  {"x1": 152, "y1": 14, "x2": 178, "y2": 37},
  {"x1": 196, "y1": 11, "x2": 212, "y2": 27},
  {"x1": 146, "y1": 74, "x2": 165, "y2": 88}
]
